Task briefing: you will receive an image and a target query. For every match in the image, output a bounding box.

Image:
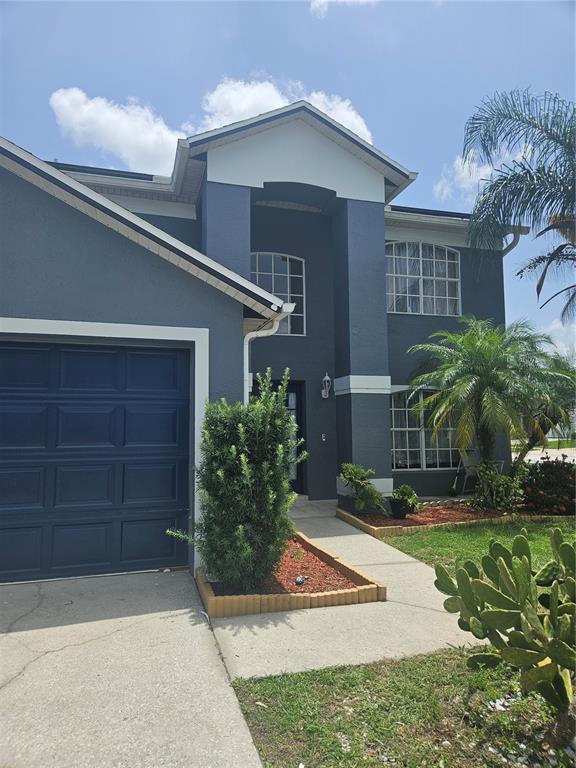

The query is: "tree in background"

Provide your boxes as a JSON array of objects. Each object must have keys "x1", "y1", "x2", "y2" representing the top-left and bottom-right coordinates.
[
  {"x1": 463, "y1": 90, "x2": 575, "y2": 322},
  {"x1": 409, "y1": 317, "x2": 568, "y2": 465}
]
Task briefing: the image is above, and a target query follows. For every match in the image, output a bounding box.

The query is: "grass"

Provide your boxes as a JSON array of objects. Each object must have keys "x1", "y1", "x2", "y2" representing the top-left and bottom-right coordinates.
[
  {"x1": 542, "y1": 438, "x2": 576, "y2": 449},
  {"x1": 234, "y1": 646, "x2": 570, "y2": 768},
  {"x1": 390, "y1": 517, "x2": 575, "y2": 574}
]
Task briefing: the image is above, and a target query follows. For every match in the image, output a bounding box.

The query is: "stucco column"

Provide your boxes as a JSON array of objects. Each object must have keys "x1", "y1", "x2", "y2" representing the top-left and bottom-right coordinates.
[
  {"x1": 201, "y1": 180, "x2": 251, "y2": 278},
  {"x1": 333, "y1": 199, "x2": 392, "y2": 494}
]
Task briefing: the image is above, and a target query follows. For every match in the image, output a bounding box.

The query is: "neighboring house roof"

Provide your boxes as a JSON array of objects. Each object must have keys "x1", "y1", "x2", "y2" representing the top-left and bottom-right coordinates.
[{"x1": 0, "y1": 137, "x2": 288, "y2": 319}]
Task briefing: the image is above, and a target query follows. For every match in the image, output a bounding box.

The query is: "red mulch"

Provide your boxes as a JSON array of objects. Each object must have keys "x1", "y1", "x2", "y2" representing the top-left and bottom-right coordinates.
[
  {"x1": 259, "y1": 539, "x2": 357, "y2": 594},
  {"x1": 358, "y1": 503, "x2": 501, "y2": 528},
  {"x1": 211, "y1": 538, "x2": 357, "y2": 596}
]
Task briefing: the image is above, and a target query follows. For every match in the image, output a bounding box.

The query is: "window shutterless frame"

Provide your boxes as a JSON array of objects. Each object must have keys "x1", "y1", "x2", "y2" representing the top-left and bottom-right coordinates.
[
  {"x1": 391, "y1": 390, "x2": 460, "y2": 471},
  {"x1": 385, "y1": 242, "x2": 461, "y2": 317},
  {"x1": 251, "y1": 252, "x2": 306, "y2": 336}
]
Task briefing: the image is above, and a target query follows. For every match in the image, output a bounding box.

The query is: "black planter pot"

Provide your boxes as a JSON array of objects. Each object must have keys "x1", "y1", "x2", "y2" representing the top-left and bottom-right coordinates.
[{"x1": 389, "y1": 498, "x2": 413, "y2": 519}]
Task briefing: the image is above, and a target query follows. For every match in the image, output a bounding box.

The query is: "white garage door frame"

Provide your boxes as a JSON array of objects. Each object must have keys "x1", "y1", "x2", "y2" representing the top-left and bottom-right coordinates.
[{"x1": 0, "y1": 317, "x2": 209, "y2": 570}]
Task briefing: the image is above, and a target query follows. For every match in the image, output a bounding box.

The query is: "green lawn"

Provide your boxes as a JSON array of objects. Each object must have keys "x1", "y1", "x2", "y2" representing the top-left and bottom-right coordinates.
[
  {"x1": 542, "y1": 438, "x2": 576, "y2": 449},
  {"x1": 390, "y1": 517, "x2": 575, "y2": 574},
  {"x1": 235, "y1": 647, "x2": 568, "y2": 768}
]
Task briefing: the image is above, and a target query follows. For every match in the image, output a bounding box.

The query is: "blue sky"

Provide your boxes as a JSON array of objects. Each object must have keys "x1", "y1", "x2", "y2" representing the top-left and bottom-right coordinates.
[{"x1": 1, "y1": 0, "x2": 574, "y2": 349}]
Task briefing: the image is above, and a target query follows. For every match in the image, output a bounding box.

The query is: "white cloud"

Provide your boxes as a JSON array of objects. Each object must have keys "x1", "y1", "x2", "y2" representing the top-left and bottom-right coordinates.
[
  {"x1": 544, "y1": 318, "x2": 576, "y2": 359},
  {"x1": 310, "y1": 0, "x2": 380, "y2": 19},
  {"x1": 433, "y1": 146, "x2": 532, "y2": 206},
  {"x1": 49, "y1": 87, "x2": 186, "y2": 176},
  {"x1": 49, "y1": 79, "x2": 372, "y2": 174},
  {"x1": 432, "y1": 151, "x2": 496, "y2": 205}
]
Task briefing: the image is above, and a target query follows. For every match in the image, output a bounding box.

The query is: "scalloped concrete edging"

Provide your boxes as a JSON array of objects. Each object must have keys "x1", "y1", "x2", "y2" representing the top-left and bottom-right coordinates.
[
  {"x1": 336, "y1": 508, "x2": 571, "y2": 540},
  {"x1": 195, "y1": 532, "x2": 387, "y2": 619}
]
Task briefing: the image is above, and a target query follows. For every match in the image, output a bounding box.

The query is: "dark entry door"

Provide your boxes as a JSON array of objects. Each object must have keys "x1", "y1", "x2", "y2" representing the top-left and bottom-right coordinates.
[
  {"x1": 0, "y1": 342, "x2": 190, "y2": 582},
  {"x1": 286, "y1": 382, "x2": 306, "y2": 495}
]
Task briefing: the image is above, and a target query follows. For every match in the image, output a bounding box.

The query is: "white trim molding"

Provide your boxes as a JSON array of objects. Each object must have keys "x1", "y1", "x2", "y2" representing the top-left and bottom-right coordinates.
[
  {"x1": 0, "y1": 317, "x2": 209, "y2": 566},
  {"x1": 337, "y1": 476, "x2": 393, "y2": 496},
  {"x1": 334, "y1": 375, "x2": 391, "y2": 396}
]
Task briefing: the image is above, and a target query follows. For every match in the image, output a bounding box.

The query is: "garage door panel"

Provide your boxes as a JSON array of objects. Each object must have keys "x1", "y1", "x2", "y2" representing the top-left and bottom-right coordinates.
[
  {"x1": 54, "y1": 464, "x2": 116, "y2": 508},
  {"x1": 0, "y1": 526, "x2": 43, "y2": 575},
  {"x1": 123, "y1": 462, "x2": 181, "y2": 504},
  {"x1": 59, "y1": 348, "x2": 121, "y2": 391},
  {"x1": 0, "y1": 466, "x2": 45, "y2": 508},
  {"x1": 124, "y1": 406, "x2": 181, "y2": 447},
  {"x1": 0, "y1": 406, "x2": 49, "y2": 448},
  {"x1": 126, "y1": 351, "x2": 181, "y2": 392},
  {"x1": 57, "y1": 406, "x2": 117, "y2": 448},
  {"x1": 0, "y1": 342, "x2": 191, "y2": 581},
  {"x1": 51, "y1": 522, "x2": 113, "y2": 568},
  {"x1": 0, "y1": 346, "x2": 51, "y2": 390}
]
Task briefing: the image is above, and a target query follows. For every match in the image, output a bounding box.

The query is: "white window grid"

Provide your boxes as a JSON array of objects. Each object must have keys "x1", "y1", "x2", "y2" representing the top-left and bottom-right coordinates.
[
  {"x1": 385, "y1": 242, "x2": 461, "y2": 317},
  {"x1": 391, "y1": 390, "x2": 460, "y2": 470},
  {"x1": 251, "y1": 252, "x2": 305, "y2": 336}
]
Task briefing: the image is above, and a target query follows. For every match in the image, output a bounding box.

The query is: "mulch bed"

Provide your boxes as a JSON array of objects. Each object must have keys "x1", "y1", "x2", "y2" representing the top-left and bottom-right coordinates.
[
  {"x1": 357, "y1": 503, "x2": 501, "y2": 528},
  {"x1": 211, "y1": 538, "x2": 357, "y2": 596}
]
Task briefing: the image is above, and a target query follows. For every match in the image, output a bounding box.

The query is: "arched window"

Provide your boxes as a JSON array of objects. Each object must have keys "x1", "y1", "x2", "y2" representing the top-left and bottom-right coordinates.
[
  {"x1": 385, "y1": 242, "x2": 461, "y2": 316},
  {"x1": 251, "y1": 252, "x2": 305, "y2": 335}
]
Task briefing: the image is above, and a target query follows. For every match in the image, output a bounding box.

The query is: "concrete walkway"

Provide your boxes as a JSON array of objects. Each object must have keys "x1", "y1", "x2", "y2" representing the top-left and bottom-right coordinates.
[
  {"x1": 0, "y1": 571, "x2": 261, "y2": 768},
  {"x1": 212, "y1": 500, "x2": 472, "y2": 679}
]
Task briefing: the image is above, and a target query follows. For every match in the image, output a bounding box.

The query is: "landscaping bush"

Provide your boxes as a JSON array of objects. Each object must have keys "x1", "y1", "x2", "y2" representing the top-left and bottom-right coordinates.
[
  {"x1": 434, "y1": 527, "x2": 576, "y2": 745},
  {"x1": 170, "y1": 369, "x2": 305, "y2": 593},
  {"x1": 472, "y1": 462, "x2": 526, "y2": 512},
  {"x1": 522, "y1": 456, "x2": 576, "y2": 515},
  {"x1": 339, "y1": 463, "x2": 387, "y2": 514}
]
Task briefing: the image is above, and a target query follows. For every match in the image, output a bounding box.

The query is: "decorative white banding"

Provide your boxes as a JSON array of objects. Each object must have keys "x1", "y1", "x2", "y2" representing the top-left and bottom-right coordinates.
[
  {"x1": 334, "y1": 375, "x2": 391, "y2": 396},
  {"x1": 337, "y1": 476, "x2": 394, "y2": 496}
]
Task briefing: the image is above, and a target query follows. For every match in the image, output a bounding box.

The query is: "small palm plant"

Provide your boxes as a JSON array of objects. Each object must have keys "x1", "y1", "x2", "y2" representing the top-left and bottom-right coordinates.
[{"x1": 409, "y1": 317, "x2": 568, "y2": 464}]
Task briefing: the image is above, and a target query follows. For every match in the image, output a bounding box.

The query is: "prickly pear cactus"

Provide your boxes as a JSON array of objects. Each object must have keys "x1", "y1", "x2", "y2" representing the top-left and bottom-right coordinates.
[{"x1": 435, "y1": 528, "x2": 576, "y2": 722}]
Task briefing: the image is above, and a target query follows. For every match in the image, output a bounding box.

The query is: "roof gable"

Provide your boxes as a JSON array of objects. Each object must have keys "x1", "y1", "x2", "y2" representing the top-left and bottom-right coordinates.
[
  {"x1": 187, "y1": 101, "x2": 417, "y2": 203},
  {"x1": 0, "y1": 137, "x2": 287, "y2": 319}
]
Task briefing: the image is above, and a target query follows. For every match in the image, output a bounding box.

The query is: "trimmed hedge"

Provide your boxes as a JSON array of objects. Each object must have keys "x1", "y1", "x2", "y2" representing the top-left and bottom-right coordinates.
[{"x1": 522, "y1": 455, "x2": 575, "y2": 515}]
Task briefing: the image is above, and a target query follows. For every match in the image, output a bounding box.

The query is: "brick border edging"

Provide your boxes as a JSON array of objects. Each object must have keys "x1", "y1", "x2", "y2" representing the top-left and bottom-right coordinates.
[
  {"x1": 336, "y1": 508, "x2": 571, "y2": 540},
  {"x1": 195, "y1": 531, "x2": 387, "y2": 619}
]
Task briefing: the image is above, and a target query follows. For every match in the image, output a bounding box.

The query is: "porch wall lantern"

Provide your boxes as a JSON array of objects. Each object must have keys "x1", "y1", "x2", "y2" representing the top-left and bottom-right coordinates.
[{"x1": 321, "y1": 372, "x2": 332, "y2": 399}]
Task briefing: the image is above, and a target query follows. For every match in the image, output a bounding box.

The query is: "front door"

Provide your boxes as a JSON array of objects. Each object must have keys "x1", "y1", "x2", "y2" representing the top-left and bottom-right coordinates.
[{"x1": 286, "y1": 382, "x2": 306, "y2": 495}]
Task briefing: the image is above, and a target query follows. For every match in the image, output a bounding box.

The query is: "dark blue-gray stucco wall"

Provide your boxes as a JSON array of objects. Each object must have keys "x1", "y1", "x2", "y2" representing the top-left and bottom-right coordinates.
[
  {"x1": 0, "y1": 169, "x2": 244, "y2": 402},
  {"x1": 139, "y1": 213, "x2": 202, "y2": 251},
  {"x1": 250, "y1": 204, "x2": 338, "y2": 500}
]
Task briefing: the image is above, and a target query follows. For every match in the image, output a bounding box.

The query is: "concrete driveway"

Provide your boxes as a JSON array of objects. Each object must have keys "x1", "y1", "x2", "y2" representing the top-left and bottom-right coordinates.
[{"x1": 0, "y1": 571, "x2": 261, "y2": 768}]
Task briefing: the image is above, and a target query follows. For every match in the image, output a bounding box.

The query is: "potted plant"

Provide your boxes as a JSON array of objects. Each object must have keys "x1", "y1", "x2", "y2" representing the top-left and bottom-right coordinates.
[
  {"x1": 388, "y1": 484, "x2": 420, "y2": 519},
  {"x1": 339, "y1": 463, "x2": 388, "y2": 516}
]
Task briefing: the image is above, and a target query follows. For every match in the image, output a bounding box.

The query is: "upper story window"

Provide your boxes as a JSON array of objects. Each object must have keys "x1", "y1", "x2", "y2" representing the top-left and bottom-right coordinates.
[
  {"x1": 385, "y1": 242, "x2": 461, "y2": 316},
  {"x1": 251, "y1": 252, "x2": 305, "y2": 335}
]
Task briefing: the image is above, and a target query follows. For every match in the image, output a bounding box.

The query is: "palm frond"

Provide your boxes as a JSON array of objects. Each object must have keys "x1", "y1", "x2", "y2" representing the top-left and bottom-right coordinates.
[{"x1": 463, "y1": 89, "x2": 576, "y2": 169}]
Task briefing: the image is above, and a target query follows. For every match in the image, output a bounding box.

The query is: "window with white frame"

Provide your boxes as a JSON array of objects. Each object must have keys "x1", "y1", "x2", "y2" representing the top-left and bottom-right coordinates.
[
  {"x1": 251, "y1": 252, "x2": 305, "y2": 335},
  {"x1": 386, "y1": 242, "x2": 461, "y2": 316},
  {"x1": 391, "y1": 391, "x2": 460, "y2": 470}
]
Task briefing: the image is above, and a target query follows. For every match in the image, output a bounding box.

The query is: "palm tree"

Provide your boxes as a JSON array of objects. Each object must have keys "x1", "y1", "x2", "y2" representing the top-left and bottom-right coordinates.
[
  {"x1": 514, "y1": 351, "x2": 576, "y2": 463},
  {"x1": 408, "y1": 317, "x2": 568, "y2": 465},
  {"x1": 463, "y1": 90, "x2": 575, "y2": 322}
]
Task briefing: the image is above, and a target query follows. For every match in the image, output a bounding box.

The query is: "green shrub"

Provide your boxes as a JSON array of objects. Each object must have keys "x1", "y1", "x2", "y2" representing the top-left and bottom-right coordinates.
[
  {"x1": 522, "y1": 456, "x2": 575, "y2": 515},
  {"x1": 169, "y1": 369, "x2": 305, "y2": 593},
  {"x1": 391, "y1": 484, "x2": 421, "y2": 511},
  {"x1": 472, "y1": 462, "x2": 526, "y2": 512},
  {"x1": 434, "y1": 527, "x2": 576, "y2": 743},
  {"x1": 339, "y1": 463, "x2": 387, "y2": 514}
]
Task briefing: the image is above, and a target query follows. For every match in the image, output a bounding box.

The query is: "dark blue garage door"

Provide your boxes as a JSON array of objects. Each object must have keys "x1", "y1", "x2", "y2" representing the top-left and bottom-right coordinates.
[{"x1": 0, "y1": 342, "x2": 190, "y2": 582}]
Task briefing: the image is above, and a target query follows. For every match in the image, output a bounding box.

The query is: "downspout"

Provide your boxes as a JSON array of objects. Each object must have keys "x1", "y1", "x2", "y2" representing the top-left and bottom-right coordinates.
[
  {"x1": 502, "y1": 231, "x2": 521, "y2": 256},
  {"x1": 243, "y1": 302, "x2": 295, "y2": 404}
]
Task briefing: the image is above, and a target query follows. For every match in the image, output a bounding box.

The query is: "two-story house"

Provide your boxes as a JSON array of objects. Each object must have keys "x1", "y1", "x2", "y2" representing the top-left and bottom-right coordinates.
[{"x1": 0, "y1": 101, "x2": 517, "y2": 581}]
